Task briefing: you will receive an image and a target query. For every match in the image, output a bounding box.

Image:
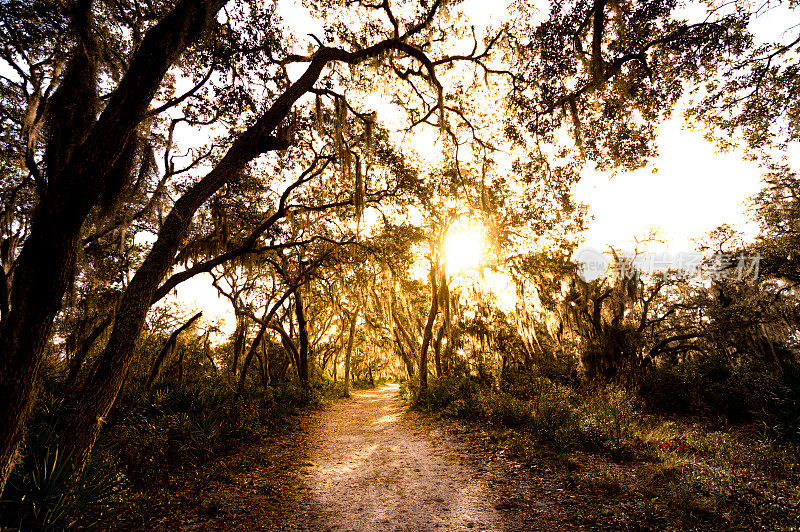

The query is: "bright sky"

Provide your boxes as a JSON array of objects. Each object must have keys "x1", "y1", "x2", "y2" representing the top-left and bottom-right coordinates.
[{"x1": 574, "y1": 112, "x2": 769, "y2": 254}]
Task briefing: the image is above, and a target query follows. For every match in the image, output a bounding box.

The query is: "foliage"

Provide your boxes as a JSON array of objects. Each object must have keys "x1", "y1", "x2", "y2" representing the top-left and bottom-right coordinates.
[
  {"x1": 639, "y1": 356, "x2": 800, "y2": 443},
  {"x1": 406, "y1": 373, "x2": 651, "y2": 457},
  {"x1": 0, "y1": 447, "x2": 123, "y2": 531}
]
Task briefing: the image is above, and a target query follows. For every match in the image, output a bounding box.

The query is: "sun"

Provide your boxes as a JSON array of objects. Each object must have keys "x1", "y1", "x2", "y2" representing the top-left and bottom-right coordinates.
[{"x1": 444, "y1": 222, "x2": 485, "y2": 273}]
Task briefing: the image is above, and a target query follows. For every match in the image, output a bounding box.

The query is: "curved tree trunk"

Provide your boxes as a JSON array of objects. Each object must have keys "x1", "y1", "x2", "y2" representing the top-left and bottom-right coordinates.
[
  {"x1": 233, "y1": 289, "x2": 292, "y2": 404},
  {"x1": 394, "y1": 327, "x2": 415, "y2": 378},
  {"x1": 64, "y1": 314, "x2": 113, "y2": 393},
  {"x1": 0, "y1": 0, "x2": 226, "y2": 490},
  {"x1": 55, "y1": 27, "x2": 350, "y2": 469},
  {"x1": 146, "y1": 311, "x2": 202, "y2": 394}
]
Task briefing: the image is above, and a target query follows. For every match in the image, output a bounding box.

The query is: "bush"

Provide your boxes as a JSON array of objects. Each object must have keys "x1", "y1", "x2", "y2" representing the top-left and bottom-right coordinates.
[
  {"x1": 639, "y1": 356, "x2": 800, "y2": 443},
  {"x1": 480, "y1": 391, "x2": 533, "y2": 427},
  {"x1": 0, "y1": 446, "x2": 124, "y2": 530},
  {"x1": 579, "y1": 387, "x2": 639, "y2": 456},
  {"x1": 638, "y1": 366, "x2": 696, "y2": 415},
  {"x1": 410, "y1": 376, "x2": 480, "y2": 413},
  {"x1": 528, "y1": 383, "x2": 581, "y2": 450},
  {"x1": 762, "y1": 368, "x2": 800, "y2": 443},
  {"x1": 407, "y1": 372, "x2": 649, "y2": 457}
]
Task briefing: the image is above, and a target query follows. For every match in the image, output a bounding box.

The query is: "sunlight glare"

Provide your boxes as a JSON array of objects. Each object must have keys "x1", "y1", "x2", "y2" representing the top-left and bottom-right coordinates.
[{"x1": 444, "y1": 223, "x2": 485, "y2": 273}]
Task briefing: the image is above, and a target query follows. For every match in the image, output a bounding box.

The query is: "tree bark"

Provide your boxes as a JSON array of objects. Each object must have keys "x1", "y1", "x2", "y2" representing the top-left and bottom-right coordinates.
[
  {"x1": 64, "y1": 314, "x2": 113, "y2": 392},
  {"x1": 419, "y1": 264, "x2": 439, "y2": 393},
  {"x1": 343, "y1": 304, "x2": 360, "y2": 397},
  {"x1": 294, "y1": 288, "x2": 310, "y2": 389},
  {"x1": 0, "y1": 0, "x2": 225, "y2": 490},
  {"x1": 272, "y1": 324, "x2": 301, "y2": 380},
  {"x1": 230, "y1": 313, "x2": 248, "y2": 380},
  {"x1": 433, "y1": 324, "x2": 445, "y2": 378},
  {"x1": 233, "y1": 289, "x2": 292, "y2": 404},
  {"x1": 394, "y1": 327, "x2": 415, "y2": 378},
  {"x1": 55, "y1": 25, "x2": 364, "y2": 469},
  {"x1": 257, "y1": 340, "x2": 270, "y2": 387},
  {"x1": 145, "y1": 311, "x2": 202, "y2": 394},
  {"x1": 440, "y1": 270, "x2": 453, "y2": 376}
]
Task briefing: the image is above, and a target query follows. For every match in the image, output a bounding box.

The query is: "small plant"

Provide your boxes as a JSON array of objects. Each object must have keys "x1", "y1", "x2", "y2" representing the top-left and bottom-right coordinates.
[{"x1": 0, "y1": 446, "x2": 123, "y2": 531}]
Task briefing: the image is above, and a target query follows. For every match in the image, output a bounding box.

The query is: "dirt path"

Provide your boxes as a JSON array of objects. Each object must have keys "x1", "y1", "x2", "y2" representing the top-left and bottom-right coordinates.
[
  {"x1": 144, "y1": 383, "x2": 797, "y2": 530},
  {"x1": 295, "y1": 384, "x2": 504, "y2": 531},
  {"x1": 156, "y1": 385, "x2": 619, "y2": 531}
]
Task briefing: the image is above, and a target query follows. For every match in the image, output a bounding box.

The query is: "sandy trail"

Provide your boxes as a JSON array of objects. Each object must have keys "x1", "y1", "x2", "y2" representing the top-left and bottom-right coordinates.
[{"x1": 297, "y1": 384, "x2": 505, "y2": 531}]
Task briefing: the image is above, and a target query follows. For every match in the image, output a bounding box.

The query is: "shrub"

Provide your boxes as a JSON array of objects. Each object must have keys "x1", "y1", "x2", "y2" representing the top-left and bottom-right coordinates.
[
  {"x1": 480, "y1": 391, "x2": 533, "y2": 427},
  {"x1": 409, "y1": 376, "x2": 479, "y2": 413},
  {"x1": 638, "y1": 366, "x2": 696, "y2": 415},
  {"x1": 408, "y1": 372, "x2": 650, "y2": 457},
  {"x1": 529, "y1": 383, "x2": 581, "y2": 450},
  {"x1": 0, "y1": 446, "x2": 124, "y2": 531},
  {"x1": 762, "y1": 368, "x2": 800, "y2": 443},
  {"x1": 639, "y1": 356, "x2": 800, "y2": 444},
  {"x1": 579, "y1": 387, "x2": 638, "y2": 456}
]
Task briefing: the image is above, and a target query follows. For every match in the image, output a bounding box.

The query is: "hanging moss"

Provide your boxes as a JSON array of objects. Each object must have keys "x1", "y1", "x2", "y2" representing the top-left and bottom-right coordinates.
[{"x1": 355, "y1": 154, "x2": 364, "y2": 220}]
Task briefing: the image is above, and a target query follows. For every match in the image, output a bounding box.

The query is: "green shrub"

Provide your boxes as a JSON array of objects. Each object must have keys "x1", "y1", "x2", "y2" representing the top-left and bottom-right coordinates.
[
  {"x1": 480, "y1": 391, "x2": 533, "y2": 427},
  {"x1": 408, "y1": 372, "x2": 651, "y2": 457},
  {"x1": 409, "y1": 376, "x2": 479, "y2": 413},
  {"x1": 529, "y1": 383, "x2": 581, "y2": 450},
  {"x1": 579, "y1": 387, "x2": 638, "y2": 456},
  {"x1": 639, "y1": 356, "x2": 800, "y2": 443},
  {"x1": 0, "y1": 446, "x2": 124, "y2": 531},
  {"x1": 763, "y1": 368, "x2": 800, "y2": 443}
]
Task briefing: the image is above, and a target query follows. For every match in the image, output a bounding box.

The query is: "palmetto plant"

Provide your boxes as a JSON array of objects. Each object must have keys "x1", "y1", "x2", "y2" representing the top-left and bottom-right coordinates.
[{"x1": 0, "y1": 446, "x2": 122, "y2": 530}]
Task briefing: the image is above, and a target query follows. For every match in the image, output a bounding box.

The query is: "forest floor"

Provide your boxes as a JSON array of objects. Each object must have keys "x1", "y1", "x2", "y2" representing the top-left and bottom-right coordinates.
[{"x1": 145, "y1": 384, "x2": 782, "y2": 531}]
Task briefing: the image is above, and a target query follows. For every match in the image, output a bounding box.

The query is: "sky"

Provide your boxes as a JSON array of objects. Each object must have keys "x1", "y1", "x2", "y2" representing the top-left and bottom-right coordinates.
[{"x1": 574, "y1": 112, "x2": 768, "y2": 254}]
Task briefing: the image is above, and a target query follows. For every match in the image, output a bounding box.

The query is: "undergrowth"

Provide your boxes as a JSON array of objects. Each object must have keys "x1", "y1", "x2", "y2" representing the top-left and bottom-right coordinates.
[
  {"x1": 403, "y1": 371, "x2": 800, "y2": 529},
  {"x1": 0, "y1": 378, "x2": 331, "y2": 531}
]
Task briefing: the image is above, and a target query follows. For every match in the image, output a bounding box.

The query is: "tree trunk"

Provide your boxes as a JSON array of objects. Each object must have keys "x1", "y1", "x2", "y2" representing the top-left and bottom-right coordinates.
[
  {"x1": 441, "y1": 270, "x2": 453, "y2": 376},
  {"x1": 64, "y1": 314, "x2": 113, "y2": 392},
  {"x1": 176, "y1": 345, "x2": 185, "y2": 387},
  {"x1": 0, "y1": 0, "x2": 226, "y2": 489},
  {"x1": 343, "y1": 304, "x2": 360, "y2": 397},
  {"x1": 333, "y1": 348, "x2": 339, "y2": 383},
  {"x1": 230, "y1": 313, "x2": 249, "y2": 380},
  {"x1": 433, "y1": 324, "x2": 445, "y2": 378},
  {"x1": 233, "y1": 291, "x2": 290, "y2": 404},
  {"x1": 203, "y1": 333, "x2": 218, "y2": 376},
  {"x1": 257, "y1": 339, "x2": 270, "y2": 387},
  {"x1": 146, "y1": 311, "x2": 202, "y2": 394},
  {"x1": 391, "y1": 290, "x2": 416, "y2": 378},
  {"x1": 273, "y1": 324, "x2": 301, "y2": 381},
  {"x1": 419, "y1": 264, "x2": 439, "y2": 393},
  {"x1": 57, "y1": 41, "x2": 343, "y2": 467},
  {"x1": 294, "y1": 288, "x2": 310, "y2": 389},
  {"x1": 394, "y1": 327, "x2": 415, "y2": 378}
]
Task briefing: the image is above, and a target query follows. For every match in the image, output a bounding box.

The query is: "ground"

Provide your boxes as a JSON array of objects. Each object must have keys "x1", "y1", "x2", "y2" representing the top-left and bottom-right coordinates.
[{"x1": 144, "y1": 384, "x2": 787, "y2": 531}]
